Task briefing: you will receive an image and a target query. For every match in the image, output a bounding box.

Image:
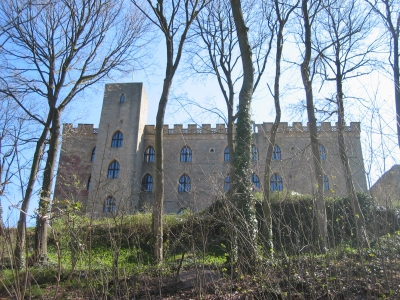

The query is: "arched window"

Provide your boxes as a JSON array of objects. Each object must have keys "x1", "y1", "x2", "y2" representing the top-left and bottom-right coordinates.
[
  {"x1": 141, "y1": 174, "x2": 153, "y2": 192},
  {"x1": 180, "y1": 146, "x2": 192, "y2": 162},
  {"x1": 111, "y1": 131, "x2": 123, "y2": 147},
  {"x1": 103, "y1": 196, "x2": 116, "y2": 213},
  {"x1": 272, "y1": 145, "x2": 281, "y2": 160},
  {"x1": 224, "y1": 175, "x2": 230, "y2": 192},
  {"x1": 270, "y1": 173, "x2": 283, "y2": 191},
  {"x1": 144, "y1": 146, "x2": 155, "y2": 162},
  {"x1": 319, "y1": 144, "x2": 326, "y2": 160},
  {"x1": 108, "y1": 160, "x2": 120, "y2": 179},
  {"x1": 87, "y1": 176, "x2": 91, "y2": 190},
  {"x1": 91, "y1": 147, "x2": 96, "y2": 162},
  {"x1": 120, "y1": 93, "x2": 125, "y2": 102},
  {"x1": 178, "y1": 174, "x2": 191, "y2": 192},
  {"x1": 323, "y1": 175, "x2": 329, "y2": 191},
  {"x1": 252, "y1": 145, "x2": 259, "y2": 161},
  {"x1": 224, "y1": 146, "x2": 230, "y2": 161},
  {"x1": 251, "y1": 173, "x2": 260, "y2": 190}
]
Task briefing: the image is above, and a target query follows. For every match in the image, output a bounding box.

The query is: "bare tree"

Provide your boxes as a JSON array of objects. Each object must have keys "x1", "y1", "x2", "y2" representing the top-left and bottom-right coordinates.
[
  {"x1": 0, "y1": 0, "x2": 149, "y2": 264},
  {"x1": 191, "y1": 0, "x2": 274, "y2": 180},
  {"x1": 0, "y1": 98, "x2": 33, "y2": 236},
  {"x1": 299, "y1": 0, "x2": 328, "y2": 249},
  {"x1": 261, "y1": 0, "x2": 299, "y2": 254},
  {"x1": 364, "y1": 0, "x2": 399, "y2": 148},
  {"x1": 131, "y1": 0, "x2": 209, "y2": 263},
  {"x1": 315, "y1": 0, "x2": 375, "y2": 247}
]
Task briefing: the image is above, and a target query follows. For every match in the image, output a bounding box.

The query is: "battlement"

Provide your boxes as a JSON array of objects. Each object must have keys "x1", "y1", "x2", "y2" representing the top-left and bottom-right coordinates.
[
  {"x1": 257, "y1": 121, "x2": 361, "y2": 133},
  {"x1": 143, "y1": 122, "x2": 361, "y2": 135},
  {"x1": 63, "y1": 123, "x2": 99, "y2": 135},
  {"x1": 62, "y1": 121, "x2": 360, "y2": 136}
]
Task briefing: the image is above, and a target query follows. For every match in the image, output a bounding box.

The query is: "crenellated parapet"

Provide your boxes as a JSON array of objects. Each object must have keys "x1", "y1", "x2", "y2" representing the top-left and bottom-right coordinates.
[
  {"x1": 63, "y1": 123, "x2": 99, "y2": 135},
  {"x1": 143, "y1": 121, "x2": 361, "y2": 135},
  {"x1": 256, "y1": 121, "x2": 361, "y2": 133},
  {"x1": 144, "y1": 124, "x2": 229, "y2": 135}
]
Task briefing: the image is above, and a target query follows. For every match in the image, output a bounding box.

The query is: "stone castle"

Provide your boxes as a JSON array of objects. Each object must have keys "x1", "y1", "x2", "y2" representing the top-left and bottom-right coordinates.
[{"x1": 54, "y1": 82, "x2": 368, "y2": 217}]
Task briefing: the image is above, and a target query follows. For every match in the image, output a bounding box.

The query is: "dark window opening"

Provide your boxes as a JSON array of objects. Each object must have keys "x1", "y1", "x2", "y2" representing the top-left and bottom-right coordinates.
[
  {"x1": 180, "y1": 146, "x2": 192, "y2": 162},
  {"x1": 144, "y1": 146, "x2": 155, "y2": 162},
  {"x1": 178, "y1": 174, "x2": 191, "y2": 192},
  {"x1": 108, "y1": 160, "x2": 120, "y2": 179},
  {"x1": 141, "y1": 174, "x2": 153, "y2": 192},
  {"x1": 103, "y1": 197, "x2": 116, "y2": 213},
  {"x1": 111, "y1": 131, "x2": 123, "y2": 147}
]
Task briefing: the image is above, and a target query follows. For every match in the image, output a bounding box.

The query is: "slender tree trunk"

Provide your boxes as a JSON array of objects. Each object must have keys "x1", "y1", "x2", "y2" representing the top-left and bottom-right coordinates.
[
  {"x1": 393, "y1": 14, "x2": 400, "y2": 148},
  {"x1": 300, "y1": 0, "x2": 327, "y2": 249},
  {"x1": 261, "y1": 14, "x2": 285, "y2": 253},
  {"x1": 153, "y1": 77, "x2": 172, "y2": 263},
  {"x1": 334, "y1": 53, "x2": 369, "y2": 248},
  {"x1": 35, "y1": 108, "x2": 61, "y2": 261},
  {"x1": 15, "y1": 110, "x2": 53, "y2": 267},
  {"x1": 230, "y1": 0, "x2": 257, "y2": 273}
]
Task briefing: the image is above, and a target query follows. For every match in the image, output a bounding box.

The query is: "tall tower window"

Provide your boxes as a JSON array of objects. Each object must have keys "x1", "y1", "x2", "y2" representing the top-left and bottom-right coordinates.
[
  {"x1": 108, "y1": 160, "x2": 120, "y2": 179},
  {"x1": 87, "y1": 176, "x2": 91, "y2": 190},
  {"x1": 224, "y1": 175, "x2": 230, "y2": 192},
  {"x1": 91, "y1": 147, "x2": 96, "y2": 162},
  {"x1": 319, "y1": 144, "x2": 326, "y2": 160},
  {"x1": 144, "y1": 146, "x2": 155, "y2": 162},
  {"x1": 180, "y1": 146, "x2": 192, "y2": 162},
  {"x1": 178, "y1": 174, "x2": 191, "y2": 192},
  {"x1": 252, "y1": 145, "x2": 259, "y2": 161},
  {"x1": 141, "y1": 174, "x2": 153, "y2": 192},
  {"x1": 324, "y1": 175, "x2": 329, "y2": 191},
  {"x1": 224, "y1": 146, "x2": 230, "y2": 161},
  {"x1": 120, "y1": 94, "x2": 125, "y2": 102},
  {"x1": 272, "y1": 145, "x2": 281, "y2": 160},
  {"x1": 270, "y1": 173, "x2": 283, "y2": 191},
  {"x1": 111, "y1": 131, "x2": 123, "y2": 147}
]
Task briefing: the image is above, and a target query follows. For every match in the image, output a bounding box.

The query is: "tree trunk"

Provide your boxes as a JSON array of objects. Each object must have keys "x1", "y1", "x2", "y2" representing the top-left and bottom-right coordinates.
[
  {"x1": 230, "y1": 0, "x2": 257, "y2": 273},
  {"x1": 393, "y1": 13, "x2": 400, "y2": 148},
  {"x1": 300, "y1": 0, "x2": 327, "y2": 249},
  {"x1": 335, "y1": 53, "x2": 369, "y2": 248},
  {"x1": 35, "y1": 108, "x2": 61, "y2": 261},
  {"x1": 15, "y1": 111, "x2": 53, "y2": 267},
  {"x1": 261, "y1": 10, "x2": 285, "y2": 253},
  {"x1": 153, "y1": 78, "x2": 172, "y2": 263}
]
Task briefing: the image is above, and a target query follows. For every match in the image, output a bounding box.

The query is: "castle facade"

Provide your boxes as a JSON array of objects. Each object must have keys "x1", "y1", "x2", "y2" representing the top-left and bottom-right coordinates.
[{"x1": 54, "y1": 83, "x2": 368, "y2": 217}]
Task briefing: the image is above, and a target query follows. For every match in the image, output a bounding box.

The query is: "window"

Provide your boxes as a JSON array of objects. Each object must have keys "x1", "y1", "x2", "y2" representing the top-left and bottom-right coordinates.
[
  {"x1": 324, "y1": 175, "x2": 329, "y2": 191},
  {"x1": 144, "y1": 146, "x2": 155, "y2": 162},
  {"x1": 178, "y1": 174, "x2": 191, "y2": 192},
  {"x1": 251, "y1": 173, "x2": 260, "y2": 190},
  {"x1": 141, "y1": 174, "x2": 153, "y2": 192},
  {"x1": 103, "y1": 197, "x2": 116, "y2": 213},
  {"x1": 91, "y1": 147, "x2": 96, "y2": 162},
  {"x1": 120, "y1": 93, "x2": 125, "y2": 102},
  {"x1": 272, "y1": 145, "x2": 281, "y2": 160},
  {"x1": 224, "y1": 175, "x2": 230, "y2": 192},
  {"x1": 180, "y1": 146, "x2": 192, "y2": 162},
  {"x1": 108, "y1": 160, "x2": 120, "y2": 179},
  {"x1": 270, "y1": 173, "x2": 283, "y2": 191},
  {"x1": 252, "y1": 145, "x2": 259, "y2": 161},
  {"x1": 319, "y1": 144, "x2": 326, "y2": 160},
  {"x1": 87, "y1": 176, "x2": 91, "y2": 190},
  {"x1": 224, "y1": 146, "x2": 230, "y2": 161},
  {"x1": 111, "y1": 131, "x2": 123, "y2": 147}
]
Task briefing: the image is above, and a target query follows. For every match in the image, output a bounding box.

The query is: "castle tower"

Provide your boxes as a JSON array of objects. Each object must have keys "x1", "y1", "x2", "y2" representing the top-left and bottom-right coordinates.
[{"x1": 88, "y1": 83, "x2": 148, "y2": 217}]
